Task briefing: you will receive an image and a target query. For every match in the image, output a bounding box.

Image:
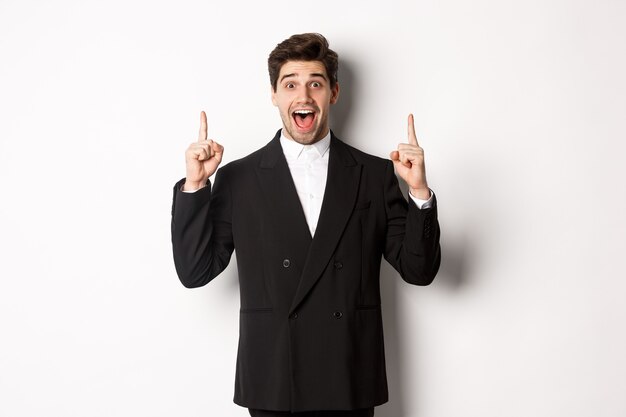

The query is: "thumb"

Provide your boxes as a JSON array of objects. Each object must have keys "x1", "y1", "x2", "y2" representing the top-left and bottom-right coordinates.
[
  {"x1": 390, "y1": 152, "x2": 406, "y2": 171},
  {"x1": 390, "y1": 150, "x2": 411, "y2": 169},
  {"x1": 211, "y1": 142, "x2": 224, "y2": 163}
]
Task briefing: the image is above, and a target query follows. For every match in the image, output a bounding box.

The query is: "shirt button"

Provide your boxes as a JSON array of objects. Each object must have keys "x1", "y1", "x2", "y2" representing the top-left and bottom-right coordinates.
[
  {"x1": 333, "y1": 311, "x2": 343, "y2": 319},
  {"x1": 334, "y1": 261, "x2": 343, "y2": 269},
  {"x1": 309, "y1": 194, "x2": 314, "y2": 199},
  {"x1": 283, "y1": 259, "x2": 290, "y2": 268},
  {"x1": 290, "y1": 312, "x2": 298, "y2": 319}
]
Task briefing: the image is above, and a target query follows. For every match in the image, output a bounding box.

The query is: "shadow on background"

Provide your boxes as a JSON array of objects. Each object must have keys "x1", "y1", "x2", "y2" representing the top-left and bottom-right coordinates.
[
  {"x1": 330, "y1": 71, "x2": 471, "y2": 413},
  {"x1": 330, "y1": 59, "x2": 357, "y2": 143},
  {"x1": 378, "y1": 233, "x2": 471, "y2": 417},
  {"x1": 437, "y1": 231, "x2": 471, "y2": 289},
  {"x1": 378, "y1": 182, "x2": 471, "y2": 417}
]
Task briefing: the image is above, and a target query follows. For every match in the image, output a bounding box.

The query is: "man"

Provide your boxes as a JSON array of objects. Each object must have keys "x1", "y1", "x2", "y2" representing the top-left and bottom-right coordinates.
[{"x1": 171, "y1": 33, "x2": 441, "y2": 416}]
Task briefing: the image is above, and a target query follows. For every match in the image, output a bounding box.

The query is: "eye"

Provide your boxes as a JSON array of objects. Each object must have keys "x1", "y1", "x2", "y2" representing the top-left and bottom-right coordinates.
[
  {"x1": 311, "y1": 81, "x2": 321, "y2": 88},
  {"x1": 286, "y1": 82, "x2": 295, "y2": 89}
]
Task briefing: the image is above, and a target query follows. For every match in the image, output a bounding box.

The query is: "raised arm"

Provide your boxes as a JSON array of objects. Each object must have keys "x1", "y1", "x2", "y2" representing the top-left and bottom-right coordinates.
[{"x1": 171, "y1": 111, "x2": 233, "y2": 288}]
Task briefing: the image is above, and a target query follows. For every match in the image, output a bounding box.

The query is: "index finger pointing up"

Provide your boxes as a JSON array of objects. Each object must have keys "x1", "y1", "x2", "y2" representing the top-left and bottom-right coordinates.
[
  {"x1": 198, "y1": 111, "x2": 208, "y2": 142},
  {"x1": 407, "y1": 113, "x2": 419, "y2": 146}
]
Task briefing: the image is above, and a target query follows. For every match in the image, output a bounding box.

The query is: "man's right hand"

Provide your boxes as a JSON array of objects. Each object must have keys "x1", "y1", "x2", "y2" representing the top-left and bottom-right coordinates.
[{"x1": 183, "y1": 111, "x2": 224, "y2": 191}]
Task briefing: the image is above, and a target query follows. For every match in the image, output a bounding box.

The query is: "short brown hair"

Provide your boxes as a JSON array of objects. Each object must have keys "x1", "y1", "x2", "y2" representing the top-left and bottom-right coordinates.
[{"x1": 268, "y1": 33, "x2": 338, "y2": 91}]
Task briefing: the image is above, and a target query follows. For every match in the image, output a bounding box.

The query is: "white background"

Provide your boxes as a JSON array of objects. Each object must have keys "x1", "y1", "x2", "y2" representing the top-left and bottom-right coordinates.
[{"x1": 1, "y1": 0, "x2": 625, "y2": 416}]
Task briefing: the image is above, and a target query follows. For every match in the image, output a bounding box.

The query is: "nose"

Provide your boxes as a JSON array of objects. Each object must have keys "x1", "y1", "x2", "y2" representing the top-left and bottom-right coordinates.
[{"x1": 295, "y1": 86, "x2": 313, "y2": 104}]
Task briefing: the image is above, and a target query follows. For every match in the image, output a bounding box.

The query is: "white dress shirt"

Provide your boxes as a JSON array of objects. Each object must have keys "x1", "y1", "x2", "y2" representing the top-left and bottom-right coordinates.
[
  {"x1": 279, "y1": 130, "x2": 433, "y2": 236},
  {"x1": 183, "y1": 129, "x2": 434, "y2": 237},
  {"x1": 279, "y1": 131, "x2": 331, "y2": 236}
]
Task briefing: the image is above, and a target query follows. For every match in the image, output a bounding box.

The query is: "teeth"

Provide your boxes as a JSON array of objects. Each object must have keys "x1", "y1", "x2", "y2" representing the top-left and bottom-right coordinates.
[{"x1": 294, "y1": 110, "x2": 314, "y2": 114}]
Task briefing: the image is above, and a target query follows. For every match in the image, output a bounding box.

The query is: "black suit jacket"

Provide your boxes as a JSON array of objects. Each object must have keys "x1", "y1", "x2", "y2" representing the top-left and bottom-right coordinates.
[{"x1": 171, "y1": 130, "x2": 441, "y2": 412}]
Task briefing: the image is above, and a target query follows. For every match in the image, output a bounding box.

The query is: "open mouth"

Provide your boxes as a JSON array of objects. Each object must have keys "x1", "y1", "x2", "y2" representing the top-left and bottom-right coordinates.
[{"x1": 292, "y1": 109, "x2": 316, "y2": 131}]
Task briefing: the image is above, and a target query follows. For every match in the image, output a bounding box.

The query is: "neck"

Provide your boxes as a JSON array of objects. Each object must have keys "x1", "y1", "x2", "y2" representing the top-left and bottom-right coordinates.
[{"x1": 282, "y1": 127, "x2": 331, "y2": 145}]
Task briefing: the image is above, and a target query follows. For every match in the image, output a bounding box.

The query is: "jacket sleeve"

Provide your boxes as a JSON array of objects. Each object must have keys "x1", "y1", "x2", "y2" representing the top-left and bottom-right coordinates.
[
  {"x1": 382, "y1": 160, "x2": 441, "y2": 285},
  {"x1": 170, "y1": 167, "x2": 234, "y2": 288}
]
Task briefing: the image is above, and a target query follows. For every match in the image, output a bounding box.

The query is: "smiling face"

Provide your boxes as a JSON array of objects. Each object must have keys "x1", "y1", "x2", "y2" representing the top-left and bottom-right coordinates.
[{"x1": 271, "y1": 60, "x2": 340, "y2": 145}]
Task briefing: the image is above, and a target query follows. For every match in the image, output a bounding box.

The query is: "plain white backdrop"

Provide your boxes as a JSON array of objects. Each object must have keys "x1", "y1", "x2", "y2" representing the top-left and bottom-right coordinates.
[{"x1": 1, "y1": 0, "x2": 625, "y2": 416}]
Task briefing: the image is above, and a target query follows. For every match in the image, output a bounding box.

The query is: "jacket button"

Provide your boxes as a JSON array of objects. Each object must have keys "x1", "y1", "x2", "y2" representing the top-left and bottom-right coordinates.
[
  {"x1": 333, "y1": 311, "x2": 343, "y2": 319},
  {"x1": 290, "y1": 312, "x2": 298, "y2": 319},
  {"x1": 283, "y1": 259, "x2": 290, "y2": 268},
  {"x1": 334, "y1": 261, "x2": 343, "y2": 269}
]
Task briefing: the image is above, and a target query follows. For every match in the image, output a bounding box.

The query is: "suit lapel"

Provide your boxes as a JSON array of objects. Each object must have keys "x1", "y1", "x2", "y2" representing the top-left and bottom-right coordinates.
[
  {"x1": 255, "y1": 131, "x2": 313, "y2": 248},
  {"x1": 289, "y1": 133, "x2": 362, "y2": 314}
]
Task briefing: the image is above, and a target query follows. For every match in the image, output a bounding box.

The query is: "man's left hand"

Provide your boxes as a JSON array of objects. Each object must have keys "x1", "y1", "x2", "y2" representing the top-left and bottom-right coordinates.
[{"x1": 390, "y1": 114, "x2": 430, "y2": 200}]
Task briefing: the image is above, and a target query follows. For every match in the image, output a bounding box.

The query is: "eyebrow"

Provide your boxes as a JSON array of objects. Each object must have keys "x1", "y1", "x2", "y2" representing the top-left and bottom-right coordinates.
[{"x1": 279, "y1": 72, "x2": 328, "y2": 83}]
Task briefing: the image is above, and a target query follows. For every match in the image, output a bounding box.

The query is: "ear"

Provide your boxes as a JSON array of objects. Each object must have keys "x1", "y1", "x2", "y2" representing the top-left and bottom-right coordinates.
[
  {"x1": 330, "y1": 82, "x2": 340, "y2": 104},
  {"x1": 271, "y1": 85, "x2": 278, "y2": 106}
]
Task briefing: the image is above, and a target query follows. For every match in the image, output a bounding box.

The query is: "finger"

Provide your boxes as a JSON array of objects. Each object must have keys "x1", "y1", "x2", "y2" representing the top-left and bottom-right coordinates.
[
  {"x1": 190, "y1": 142, "x2": 211, "y2": 159},
  {"x1": 191, "y1": 142, "x2": 211, "y2": 154},
  {"x1": 397, "y1": 143, "x2": 422, "y2": 151},
  {"x1": 407, "y1": 113, "x2": 419, "y2": 146},
  {"x1": 211, "y1": 141, "x2": 224, "y2": 156},
  {"x1": 402, "y1": 149, "x2": 423, "y2": 161},
  {"x1": 397, "y1": 150, "x2": 419, "y2": 168},
  {"x1": 192, "y1": 147, "x2": 210, "y2": 161},
  {"x1": 198, "y1": 111, "x2": 208, "y2": 142},
  {"x1": 397, "y1": 147, "x2": 424, "y2": 161},
  {"x1": 402, "y1": 148, "x2": 425, "y2": 160}
]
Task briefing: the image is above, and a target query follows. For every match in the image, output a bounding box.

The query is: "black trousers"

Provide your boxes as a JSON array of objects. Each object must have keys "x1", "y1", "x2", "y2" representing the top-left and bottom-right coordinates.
[{"x1": 248, "y1": 407, "x2": 374, "y2": 417}]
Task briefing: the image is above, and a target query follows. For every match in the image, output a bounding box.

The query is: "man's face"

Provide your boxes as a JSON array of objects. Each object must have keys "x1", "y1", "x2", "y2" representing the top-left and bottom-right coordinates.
[{"x1": 271, "y1": 60, "x2": 340, "y2": 145}]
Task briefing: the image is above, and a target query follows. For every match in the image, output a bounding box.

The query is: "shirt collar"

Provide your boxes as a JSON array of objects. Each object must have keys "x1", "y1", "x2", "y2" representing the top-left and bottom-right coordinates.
[{"x1": 280, "y1": 129, "x2": 331, "y2": 160}]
